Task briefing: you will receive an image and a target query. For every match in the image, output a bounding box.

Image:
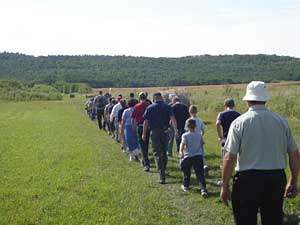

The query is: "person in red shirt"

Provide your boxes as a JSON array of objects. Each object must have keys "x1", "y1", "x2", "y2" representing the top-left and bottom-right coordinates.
[{"x1": 131, "y1": 92, "x2": 151, "y2": 171}]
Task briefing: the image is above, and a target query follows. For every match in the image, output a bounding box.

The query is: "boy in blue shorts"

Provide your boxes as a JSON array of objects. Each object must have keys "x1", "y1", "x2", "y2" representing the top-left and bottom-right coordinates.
[{"x1": 179, "y1": 118, "x2": 208, "y2": 197}]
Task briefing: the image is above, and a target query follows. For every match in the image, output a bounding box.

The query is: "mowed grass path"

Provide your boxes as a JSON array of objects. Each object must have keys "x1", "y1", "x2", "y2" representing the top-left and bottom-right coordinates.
[{"x1": 0, "y1": 98, "x2": 299, "y2": 225}]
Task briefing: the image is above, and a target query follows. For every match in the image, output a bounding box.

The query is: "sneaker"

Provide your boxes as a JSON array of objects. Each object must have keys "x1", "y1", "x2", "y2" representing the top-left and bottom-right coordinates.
[
  {"x1": 201, "y1": 189, "x2": 208, "y2": 198},
  {"x1": 217, "y1": 181, "x2": 222, "y2": 187},
  {"x1": 143, "y1": 166, "x2": 150, "y2": 172},
  {"x1": 129, "y1": 153, "x2": 134, "y2": 161},
  {"x1": 181, "y1": 185, "x2": 188, "y2": 192},
  {"x1": 159, "y1": 179, "x2": 165, "y2": 184}
]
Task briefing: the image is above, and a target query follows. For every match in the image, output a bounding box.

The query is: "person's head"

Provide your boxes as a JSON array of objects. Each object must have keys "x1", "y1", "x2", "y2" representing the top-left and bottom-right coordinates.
[
  {"x1": 186, "y1": 118, "x2": 196, "y2": 131},
  {"x1": 189, "y1": 105, "x2": 198, "y2": 116},
  {"x1": 153, "y1": 92, "x2": 163, "y2": 102},
  {"x1": 127, "y1": 99, "x2": 136, "y2": 108},
  {"x1": 111, "y1": 99, "x2": 117, "y2": 105},
  {"x1": 172, "y1": 96, "x2": 180, "y2": 104},
  {"x1": 109, "y1": 97, "x2": 114, "y2": 103},
  {"x1": 224, "y1": 98, "x2": 235, "y2": 109},
  {"x1": 139, "y1": 92, "x2": 147, "y2": 101},
  {"x1": 117, "y1": 95, "x2": 122, "y2": 102},
  {"x1": 169, "y1": 93, "x2": 176, "y2": 101},
  {"x1": 243, "y1": 81, "x2": 269, "y2": 107},
  {"x1": 120, "y1": 99, "x2": 127, "y2": 108},
  {"x1": 129, "y1": 93, "x2": 134, "y2": 98},
  {"x1": 99, "y1": 90, "x2": 103, "y2": 95}
]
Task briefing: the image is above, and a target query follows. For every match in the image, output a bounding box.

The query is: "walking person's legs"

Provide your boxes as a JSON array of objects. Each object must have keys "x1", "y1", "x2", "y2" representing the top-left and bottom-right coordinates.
[
  {"x1": 151, "y1": 129, "x2": 165, "y2": 183},
  {"x1": 260, "y1": 170, "x2": 286, "y2": 225},
  {"x1": 193, "y1": 155, "x2": 208, "y2": 197},
  {"x1": 231, "y1": 171, "x2": 262, "y2": 225},
  {"x1": 137, "y1": 125, "x2": 150, "y2": 170},
  {"x1": 180, "y1": 157, "x2": 192, "y2": 188},
  {"x1": 175, "y1": 129, "x2": 185, "y2": 152},
  {"x1": 97, "y1": 109, "x2": 104, "y2": 130},
  {"x1": 167, "y1": 127, "x2": 174, "y2": 157}
]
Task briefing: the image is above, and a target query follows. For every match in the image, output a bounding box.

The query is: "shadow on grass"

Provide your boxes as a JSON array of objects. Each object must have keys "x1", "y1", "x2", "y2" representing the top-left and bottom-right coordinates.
[{"x1": 283, "y1": 214, "x2": 300, "y2": 225}]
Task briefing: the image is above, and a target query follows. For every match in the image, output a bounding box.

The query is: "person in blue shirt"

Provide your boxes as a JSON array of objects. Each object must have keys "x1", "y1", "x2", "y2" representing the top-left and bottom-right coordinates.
[
  {"x1": 142, "y1": 92, "x2": 177, "y2": 184},
  {"x1": 179, "y1": 118, "x2": 208, "y2": 197}
]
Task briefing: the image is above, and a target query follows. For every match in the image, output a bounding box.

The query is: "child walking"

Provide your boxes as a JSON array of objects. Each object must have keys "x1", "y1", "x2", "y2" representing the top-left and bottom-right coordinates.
[
  {"x1": 184, "y1": 105, "x2": 209, "y2": 176},
  {"x1": 180, "y1": 118, "x2": 208, "y2": 197}
]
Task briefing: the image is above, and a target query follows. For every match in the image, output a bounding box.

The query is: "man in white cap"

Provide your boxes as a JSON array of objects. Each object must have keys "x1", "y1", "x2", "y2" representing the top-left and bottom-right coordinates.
[{"x1": 220, "y1": 81, "x2": 300, "y2": 225}]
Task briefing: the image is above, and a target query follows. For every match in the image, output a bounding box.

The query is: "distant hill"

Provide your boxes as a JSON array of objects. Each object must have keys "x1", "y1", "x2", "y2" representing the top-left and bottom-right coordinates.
[{"x1": 0, "y1": 52, "x2": 300, "y2": 87}]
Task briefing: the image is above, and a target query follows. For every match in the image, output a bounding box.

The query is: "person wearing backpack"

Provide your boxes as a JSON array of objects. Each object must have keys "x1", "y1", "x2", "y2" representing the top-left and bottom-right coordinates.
[{"x1": 93, "y1": 91, "x2": 108, "y2": 130}]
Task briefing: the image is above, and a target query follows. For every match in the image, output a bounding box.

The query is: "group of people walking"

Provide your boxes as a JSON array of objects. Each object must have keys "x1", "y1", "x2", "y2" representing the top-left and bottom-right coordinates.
[{"x1": 85, "y1": 81, "x2": 300, "y2": 225}]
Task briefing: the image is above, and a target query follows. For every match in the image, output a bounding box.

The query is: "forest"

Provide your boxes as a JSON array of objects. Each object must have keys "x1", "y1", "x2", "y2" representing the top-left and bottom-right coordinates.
[{"x1": 0, "y1": 52, "x2": 300, "y2": 87}]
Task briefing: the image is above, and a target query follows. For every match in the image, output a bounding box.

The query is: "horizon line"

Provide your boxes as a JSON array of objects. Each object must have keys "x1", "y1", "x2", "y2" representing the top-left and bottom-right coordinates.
[{"x1": 1, "y1": 51, "x2": 299, "y2": 59}]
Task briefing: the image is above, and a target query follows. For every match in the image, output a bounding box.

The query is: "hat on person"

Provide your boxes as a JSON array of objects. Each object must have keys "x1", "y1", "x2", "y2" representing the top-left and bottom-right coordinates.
[
  {"x1": 169, "y1": 93, "x2": 176, "y2": 100},
  {"x1": 139, "y1": 92, "x2": 147, "y2": 99},
  {"x1": 139, "y1": 92, "x2": 146, "y2": 97},
  {"x1": 242, "y1": 81, "x2": 270, "y2": 102}
]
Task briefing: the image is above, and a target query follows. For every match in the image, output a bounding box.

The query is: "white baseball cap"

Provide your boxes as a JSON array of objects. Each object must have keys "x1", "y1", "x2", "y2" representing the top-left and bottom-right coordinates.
[{"x1": 243, "y1": 81, "x2": 270, "y2": 102}]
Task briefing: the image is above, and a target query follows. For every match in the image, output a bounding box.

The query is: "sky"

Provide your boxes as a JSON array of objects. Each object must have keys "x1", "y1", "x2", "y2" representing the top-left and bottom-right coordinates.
[{"x1": 0, "y1": 0, "x2": 300, "y2": 57}]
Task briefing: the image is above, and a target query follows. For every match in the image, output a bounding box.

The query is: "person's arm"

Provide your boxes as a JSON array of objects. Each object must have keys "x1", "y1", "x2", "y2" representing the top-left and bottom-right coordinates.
[
  {"x1": 142, "y1": 120, "x2": 149, "y2": 141},
  {"x1": 170, "y1": 116, "x2": 178, "y2": 137},
  {"x1": 285, "y1": 150, "x2": 300, "y2": 198},
  {"x1": 216, "y1": 121, "x2": 223, "y2": 141},
  {"x1": 131, "y1": 118, "x2": 137, "y2": 132},
  {"x1": 110, "y1": 106, "x2": 115, "y2": 122},
  {"x1": 120, "y1": 118, "x2": 125, "y2": 137},
  {"x1": 179, "y1": 142, "x2": 185, "y2": 159},
  {"x1": 220, "y1": 152, "x2": 237, "y2": 206}
]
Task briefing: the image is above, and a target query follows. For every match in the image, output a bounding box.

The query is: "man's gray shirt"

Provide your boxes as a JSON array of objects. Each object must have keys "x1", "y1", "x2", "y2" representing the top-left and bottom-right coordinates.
[{"x1": 224, "y1": 105, "x2": 297, "y2": 172}]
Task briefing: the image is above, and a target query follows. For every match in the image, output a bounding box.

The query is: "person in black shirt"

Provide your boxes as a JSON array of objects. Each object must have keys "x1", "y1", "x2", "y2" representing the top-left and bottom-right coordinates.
[{"x1": 172, "y1": 96, "x2": 190, "y2": 152}]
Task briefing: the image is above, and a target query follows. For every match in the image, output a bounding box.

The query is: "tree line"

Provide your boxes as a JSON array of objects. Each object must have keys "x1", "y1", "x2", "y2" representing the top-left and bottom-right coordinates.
[{"x1": 0, "y1": 52, "x2": 300, "y2": 87}]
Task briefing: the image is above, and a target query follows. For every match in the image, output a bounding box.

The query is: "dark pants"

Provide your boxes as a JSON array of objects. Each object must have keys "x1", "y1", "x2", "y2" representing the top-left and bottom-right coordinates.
[
  {"x1": 181, "y1": 155, "x2": 206, "y2": 190},
  {"x1": 167, "y1": 127, "x2": 174, "y2": 157},
  {"x1": 175, "y1": 129, "x2": 185, "y2": 152},
  {"x1": 137, "y1": 124, "x2": 150, "y2": 167},
  {"x1": 96, "y1": 109, "x2": 104, "y2": 130},
  {"x1": 151, "y1": 128, "x2": 168, "y2": 180},
  {"x1": 232, "y1": 169, "x2": 286, "y2": 225}
]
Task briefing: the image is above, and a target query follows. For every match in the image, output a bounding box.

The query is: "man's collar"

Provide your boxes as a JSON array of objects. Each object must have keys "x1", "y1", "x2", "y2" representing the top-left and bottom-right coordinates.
[{"x1": 248, "y1": 104, "x2": 268, "y2": 111}]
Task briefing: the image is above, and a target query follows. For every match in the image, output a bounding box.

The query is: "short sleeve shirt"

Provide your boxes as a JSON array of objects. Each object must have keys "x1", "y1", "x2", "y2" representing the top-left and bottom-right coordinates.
[
  {"x1": 181, "y1": 131, "x2": 204, "y2": 158},
  {"x1": 224, "y1": 105, "x2": 298, "y2": 171},
  {"x1": 216, "y1": 110, "x2": 240, "y2": 138},
  {"x1": 131, "y1": 101, "x2": 149, "y2": 124},
  {"x1": 122, "y1": 108, "x2": 133, "y2": 126},
  {"x1": 172, "y1": 103, "x2": 190, "y2": 130},
  {"x1": 143, "y1": 101, "x2": 174, "y2": 130},
  {"x1": 185, "y1": 116, "x2": 205, "y2": 133}
]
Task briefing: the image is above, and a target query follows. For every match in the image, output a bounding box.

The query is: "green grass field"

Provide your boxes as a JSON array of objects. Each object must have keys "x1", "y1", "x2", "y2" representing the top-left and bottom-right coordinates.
[{"x1": 1, "y1": 85, "x2": 300, "y2": 224}]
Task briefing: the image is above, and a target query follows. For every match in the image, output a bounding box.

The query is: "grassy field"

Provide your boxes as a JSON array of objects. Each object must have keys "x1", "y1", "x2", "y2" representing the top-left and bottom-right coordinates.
[{"x1": 1, "y1": 83, "x2": 300, "y2": 224}]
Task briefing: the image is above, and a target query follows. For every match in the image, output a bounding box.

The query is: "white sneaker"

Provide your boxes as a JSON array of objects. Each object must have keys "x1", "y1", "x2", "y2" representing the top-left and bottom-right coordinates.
[
  {"x1": 201, "y1": 189, "x2": 208, "y2": 198},
  {"x1": 181, "y1": 185, "x2": 188, "y2": 192},
  {"x1": 129, "y1": 152, "x2": 134, "y2": 161}
]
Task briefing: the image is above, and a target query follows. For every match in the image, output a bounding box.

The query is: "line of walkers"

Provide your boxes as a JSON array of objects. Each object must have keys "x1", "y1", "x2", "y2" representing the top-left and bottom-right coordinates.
[
  {"x1": 86, "y1": 81, "x2": 300, "y2": 225},
  {"x1": 85, "y1": 91, "x2": 210, "y2": 197}
]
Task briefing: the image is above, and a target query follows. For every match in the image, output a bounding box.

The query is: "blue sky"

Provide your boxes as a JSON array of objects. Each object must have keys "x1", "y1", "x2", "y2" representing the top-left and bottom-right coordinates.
[{"x1": 0, "y1": 0, "x2": 299, "y2": 57}]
